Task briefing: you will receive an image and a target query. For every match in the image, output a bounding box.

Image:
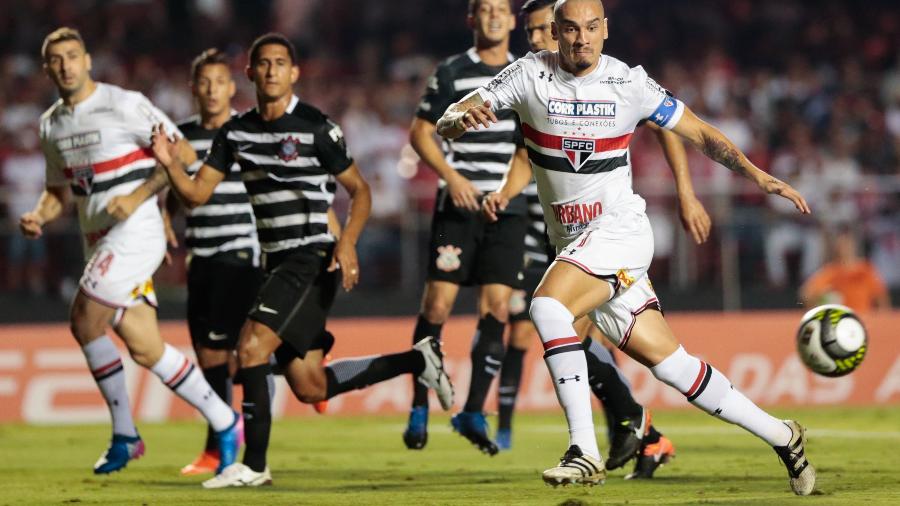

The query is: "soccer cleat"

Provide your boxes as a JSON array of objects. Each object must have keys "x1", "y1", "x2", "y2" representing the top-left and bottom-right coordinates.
[
  {"x1": 93, "y1": 433, "x2": 145, "y2": 474},
  {"x1": 542, "y1": 445, "x2": 606, "y2": 486},
  {"x1": 605, "y1": 408, "x2": 650, "y2": 470},
  {"x1": 625, "y1": 435, "x2": 675, "y2": 479},
  {"x1": 414, "y1": 336, "x2": 454, "y2": 410},
  {"x1": 402, "y1": 406, "x2": 429, "y2": 450},
  {"x1": 773, "y1": 420, "x2": 816, "y2": 496},
  {"x1": 180, "y1": 449, "x2": 220, "y2": 476},
  {"x1": 496, "y1": 428, "x2": 512, "y2": 451},
  {"x1": 450, "y1": 411, "x2": 499, "y2": 456},
  {"x1": 314, "y1": 354, "x2": 332, "y2": 414},
  {"x1": 212, "y1": 412, "x2": 241, "y2": 475},
  {"x1": 202, "y1": 462, "x2": 272, "y2": 489}
]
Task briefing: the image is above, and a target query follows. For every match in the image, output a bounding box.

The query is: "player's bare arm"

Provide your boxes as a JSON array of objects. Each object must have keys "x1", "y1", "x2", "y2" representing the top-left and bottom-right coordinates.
[
  {"x1": 19, "y1": 185, "x2": 69, "y2": 239},
  {"x1": 327, "y1": 208, "x2": 342, "y2": 240},
  {"x1": 483, "y1": 146, "x2": 531, "y2": 222},
  {"x1": 646, "y1": 122, "x2": 711, "y2": 244},
  {"x1": 328, "y1": 163, "x2": 371, "y2": 291},
  {"x1": 435, "y1": 89, "x2": 497, "y2": 139},
  {"x1": 106, "y1": 138, "x2": 197, "y2": 221},
  {"x1": 671, "y1": 107, "x2": 811, "y2": 214},
  {"x1": 409, "y1": 117, "x2": 482, "y2": 211},
  {"x1": 150, "y1": 123, "x2": 224, "y2": 208}
]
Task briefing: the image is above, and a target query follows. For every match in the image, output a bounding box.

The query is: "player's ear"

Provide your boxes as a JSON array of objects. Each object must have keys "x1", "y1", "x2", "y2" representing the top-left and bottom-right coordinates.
[
  {"x1": 551, "y1": 21, "x2": 559, "y2": 41},
  {"x1": 227, "y1": 79, "x2": 236, "y2": 99},
  {"x1": 602, "y1": 18, "x2": 609, "y2": 40},
  {"x1": 85, "y1": 52, "x2": 92, "y2": 72},
  {"x1": 245, "y1": 65, "x2": 254, "y2": 83},
  {"x1": 291, "y1": 64, "x2": 300, "y2": 84},
  {"x1": 466, "y1": 14, "x2": 475, "y2": 30}
]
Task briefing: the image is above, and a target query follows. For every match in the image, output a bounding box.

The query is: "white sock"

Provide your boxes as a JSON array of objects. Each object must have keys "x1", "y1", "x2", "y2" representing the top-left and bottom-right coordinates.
[
  {"x1": 651, "y1": 346, "x2": 791, "y2": 447},
  {"x1": 83, "y1": 336, "x2": 138, "y2": 437},
  {"x1": 150, "y1": 344, "x2": 234, "y2": 432},
  {"x1": 530, "y1": 297, "x2": 599, "y2": 460}
]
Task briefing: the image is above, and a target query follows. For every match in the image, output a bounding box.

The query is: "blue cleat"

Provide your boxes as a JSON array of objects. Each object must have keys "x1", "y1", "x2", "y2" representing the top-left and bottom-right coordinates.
[
  {"x1": 93, "y1": 434, "x2": 145, "y2": 474},
  {"x1": 213, "y1": 412, "x2": 241, "y2": 474},
  {"x1": 496, "y1": 428, "x2": 512, "y2": 451},
  {"x1": 403, "y1": 406, "x2": 429, "y2": 450},
  {"x1": 451, "y1": 411, "x2": 498, "y2": 456}
]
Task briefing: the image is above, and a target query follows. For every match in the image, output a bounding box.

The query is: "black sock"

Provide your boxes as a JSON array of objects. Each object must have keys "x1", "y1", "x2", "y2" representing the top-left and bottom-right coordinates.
[
  {"x1": 240, "y1": 364, "x2": 272, "y2": 473},
  {"x1": 201, "y1": 364, "x2": 230, "y2": 452},
  {"x1": 327, "y1": 350, "x2": 424, "y2": 399},
  {"x1": 583, "y1": 338, "x2": 643, "y2": 421},
  {"x1": 644, "y1": 424, "x2": 662, "y2": 445},
  {"x1": 464, "y1": 314, "x2": 506, "y2": 413},
  {"x1": 411, "y1": 314, "x2": 443, "y2": 407},
  {"x1": 497, "y1": 345, "x2": 525, "y2": 431}
]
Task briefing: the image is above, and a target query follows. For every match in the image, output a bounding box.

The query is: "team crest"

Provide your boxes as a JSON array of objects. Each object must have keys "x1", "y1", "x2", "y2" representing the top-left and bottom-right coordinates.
[
  {"x1": 435, "y1": 245, "x2": 462, "y2": 272},
  {"x1": 562, "y1": 138, "x2": 595, "y2": 171},
  {"x1": 278, "y1": 136, "x2": 301, "y2": 161},
  {"x1": 616, "y1": 268, "x2": 635, "y2": 289},
  {"x1": 72, "y1": 165, "x2": 94, "y2": 193}
]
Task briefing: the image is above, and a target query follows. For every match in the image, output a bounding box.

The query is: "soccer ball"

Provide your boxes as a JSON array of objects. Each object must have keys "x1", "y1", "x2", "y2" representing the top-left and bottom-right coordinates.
[{"x1": 796, "y1": 304, "x2": 868, "y2": 377}]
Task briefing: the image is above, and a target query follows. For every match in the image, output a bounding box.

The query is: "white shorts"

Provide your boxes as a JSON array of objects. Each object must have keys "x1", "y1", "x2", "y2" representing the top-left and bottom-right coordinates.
[
  {"x1": 554, "y1": 211, "x2": 654, "y2": 297},
  {"x1": 79, "y1": 218, "x2": 165, "y2": 310},
  {"x1": 589, "y1": 274, "x2": 661, "y2": 350}
]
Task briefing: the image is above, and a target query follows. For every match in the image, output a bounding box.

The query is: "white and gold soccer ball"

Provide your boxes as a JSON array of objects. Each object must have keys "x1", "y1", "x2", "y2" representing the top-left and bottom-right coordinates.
[{"x1": 796, "y1": 304, "x2": 868, "y2": 377}]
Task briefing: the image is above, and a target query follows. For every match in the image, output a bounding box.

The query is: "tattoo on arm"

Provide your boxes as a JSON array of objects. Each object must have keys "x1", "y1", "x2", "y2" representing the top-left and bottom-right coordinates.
[{"x1": 700, "y1": 134, "x2": 746, "y2": 175}]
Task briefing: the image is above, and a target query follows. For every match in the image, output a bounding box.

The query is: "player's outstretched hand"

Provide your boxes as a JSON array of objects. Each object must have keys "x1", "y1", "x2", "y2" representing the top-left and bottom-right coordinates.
[
  {"x1": 482, "y1": 192, "x2": 509, "y2": 223},
  {"x1": 456, "y1": 100, "x2": 498, "y2": 131},
  {"x1": 447, "y1": 172, "x2": 483, "y2": 212},
  {"x1": 328, "y1": 238, "x2": 360, "y2": 291},
  {"x1": 678, "y1": 195, "x2": 711, "y2": 244},
  {"x1": 106, "y1": 194, "x2": 140, "y2": 221},
  {"x1": 150, "y1": 123, "x2": 179, "y2": 167},
  {"x1": 760, "y1": 176, "x2": 811, "y2": 214},
  {"x1": 19, "y1": 212, "x2": 43, "y2": 239}
]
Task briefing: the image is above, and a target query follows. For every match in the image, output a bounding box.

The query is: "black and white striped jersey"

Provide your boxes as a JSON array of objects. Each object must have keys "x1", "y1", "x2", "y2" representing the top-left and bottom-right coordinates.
[
  {"x1": 178, "y1": 115, "x2": 259, "y2": 264},
  {"x1": 204, "y1": 96, "x2": 352, "y2": 253},
  {"x1": 416, "y1": 48, "x2": 526, "y2": 214},
  {"x1": 523, "y1": 181, "x2": 551, "y2": 267}
]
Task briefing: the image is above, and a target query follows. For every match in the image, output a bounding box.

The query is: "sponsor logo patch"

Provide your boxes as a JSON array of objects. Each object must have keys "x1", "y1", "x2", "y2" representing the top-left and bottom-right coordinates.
[{"x1": 547, "y1": 98, "x2": 616, "y2": 118}]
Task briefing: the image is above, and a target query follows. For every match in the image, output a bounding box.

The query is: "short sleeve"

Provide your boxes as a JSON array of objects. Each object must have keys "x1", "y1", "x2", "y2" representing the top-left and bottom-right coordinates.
[
  {"x1": 415, "y1": 64, "x2": 455, "y2": 124},
  {"x1": 477, "y1": 56, "x2": 529, "y2": 113},
  {"x1": 122, "y1": 93, "x2": 182, "y2": 147},
  {"x1": 315, "y1": 118, "x2": 354, "y2": 175},
  {"x1": 203, "y1": 126, "x2": 234, "y2": 174},
  {"x1": 39, "y1": 122, "x2": 66, "y2": 187},
  {"x1": 635, "y1": 67, "x2": 685, "y2": 130}
]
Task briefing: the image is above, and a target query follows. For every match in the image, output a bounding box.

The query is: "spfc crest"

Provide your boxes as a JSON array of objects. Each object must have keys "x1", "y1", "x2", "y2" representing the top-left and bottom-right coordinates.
[
  {"x1": 562, "y1": 138, "x2": 595, "y2": 171},
  {"x1": 278, "y1": 136, "x2": 301, "y2": 162},
  {"x1": 72, "y1": 165, "x2": 94, "y2": 193}
]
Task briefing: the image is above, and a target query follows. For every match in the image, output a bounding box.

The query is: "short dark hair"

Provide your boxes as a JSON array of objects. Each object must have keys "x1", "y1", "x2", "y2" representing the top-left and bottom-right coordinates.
[
  {"x1": 190, "y1": 48, "x2": 230, "y2": 81},
  {"x1": 520, "y1": 0, "x2": 556, "y2": 15},
  {"x1": 468, "y1": 0, "x2": 513, "y2": 15},
  {"x1": 41, "y1": 27, "x2": 86, "y2": 61},
  {"x1": 249, "y1": 32, "x2": 297, "y2": 65}
]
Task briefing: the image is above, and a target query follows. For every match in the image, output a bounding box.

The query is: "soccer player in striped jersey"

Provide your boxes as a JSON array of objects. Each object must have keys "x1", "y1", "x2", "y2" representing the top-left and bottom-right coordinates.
[
  {"x1": 495, "y1": 0, "x2": 710, "y2": 479},
  {"x1": 440, "y1": 0, "x2": 816, "y2": 494},
  {"x1": 405, "y1": 0, "x2": 529, "y2": 456},
  {"x1": 19, "y1": 27, "x2": 241, "y2": 475},
  {"x1": 161, "y1": 49, "x2": 263, "y2": 476},
  {"x1": 151, "y1": 33, "x2": 453, "y2": 488}
]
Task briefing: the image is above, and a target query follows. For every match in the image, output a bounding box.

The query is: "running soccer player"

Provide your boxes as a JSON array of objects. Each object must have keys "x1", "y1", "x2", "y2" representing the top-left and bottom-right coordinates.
[
  {"x1": 495, "y1": 0, "x2": 710, "y2": 478},
  {"x1": 20, "y1": 27, "x2": 240, "y2": 475},
  {"x1": 406, "y1": 0, "x2": 528, "y2": 456},
  {"x1": 438, "y1": 0, "x2": 816, "y2": 495},
  {"x1": 151, "y1": 33, "x2": 453, "y2": 488}
]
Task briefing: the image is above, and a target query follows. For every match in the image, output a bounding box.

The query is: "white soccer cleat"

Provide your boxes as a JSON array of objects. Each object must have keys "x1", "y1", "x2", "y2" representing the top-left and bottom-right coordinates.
[
  {"x1": 202, "y1": 462, "x2": 272, "y2": 489},
  {"x1": 414, "y1": 336, "x2": 455, "y2": 410},
  {"x1": 773, "y1": 420, "x2": 816, "y2": 496},
  {"x1": 542, "y1": 445, "x2": 606, "y2": 487}
]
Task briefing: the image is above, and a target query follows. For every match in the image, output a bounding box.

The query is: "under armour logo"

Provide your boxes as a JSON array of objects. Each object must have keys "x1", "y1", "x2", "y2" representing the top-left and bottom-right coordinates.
[
  {"x1": 539, "y1": 71, "x2": 553, "y2": 82},
  {"x1": 558, "y1": 374, "x2": 581, "y2": 384},
  {"x1": 714, "y1": 408, "x2": 722, "y2": 415}
]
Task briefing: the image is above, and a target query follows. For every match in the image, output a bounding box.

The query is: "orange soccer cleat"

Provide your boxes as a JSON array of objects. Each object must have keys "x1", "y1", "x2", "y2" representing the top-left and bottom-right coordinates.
[
  {"x1": 313, "y1": 354, "x2": 332, "y2": 414},
  {"x1": 180, "y1": 449, "x2": 220, "y2": 476}
]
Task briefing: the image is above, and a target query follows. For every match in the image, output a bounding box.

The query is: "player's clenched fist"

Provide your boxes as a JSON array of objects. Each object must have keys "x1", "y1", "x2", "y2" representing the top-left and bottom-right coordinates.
[
  {"x1": 19, "y1": 212, "x2": 44, "y2": 239},
  {"x1": 482, "y1": 192, "x2": 509, "y2": 223},
  {"x1": 454, "y1": 100, "x2": 498, "y2": 131}
]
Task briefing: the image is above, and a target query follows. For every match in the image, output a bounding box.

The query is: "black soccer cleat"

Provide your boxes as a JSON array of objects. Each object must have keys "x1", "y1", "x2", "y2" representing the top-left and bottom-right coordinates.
[
  {"x1": 625, "y1": 435, "x2": 675, "y2": 479},
  {"x1": 605, "y1": 409, "x2": 649, "y2": 470}
]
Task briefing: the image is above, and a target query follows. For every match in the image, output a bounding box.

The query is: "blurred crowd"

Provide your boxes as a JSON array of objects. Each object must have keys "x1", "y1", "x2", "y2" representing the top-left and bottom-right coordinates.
[{"x1": 0, "y1": 0, "x2": 897, "y2": 308}]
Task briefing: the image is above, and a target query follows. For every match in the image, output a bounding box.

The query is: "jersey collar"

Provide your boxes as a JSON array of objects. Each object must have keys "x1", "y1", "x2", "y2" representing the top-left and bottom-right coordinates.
[
  {"x1": 467, "y1": 47, "x2": 515, "y2": 64},
  {"x1": 287, "y1": 95, "x2": 299, "y2": 114}
]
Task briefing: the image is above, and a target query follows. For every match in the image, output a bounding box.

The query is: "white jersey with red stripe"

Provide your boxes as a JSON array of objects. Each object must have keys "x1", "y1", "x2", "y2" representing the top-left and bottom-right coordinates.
[
  {"x1": 476, "y1": 51, "x2": 684, "y2": 248},
  {"x1": 39, "y1": 82, "x2": 181, "y2": 253}
]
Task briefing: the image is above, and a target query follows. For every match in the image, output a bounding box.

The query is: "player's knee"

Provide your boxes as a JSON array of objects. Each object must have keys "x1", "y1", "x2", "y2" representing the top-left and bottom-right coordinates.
[
  {"x1": 509, "y1": 323, "x2": 534, "y2": 349},
  {"x1": 483, "y1": 298, "x2": 510, "y2": 323},
  {"x1": 286, "y1": 368, "x2": 327, "y2": 403},
  {"x1": 236, "y1": 324, "x2": 271, "y2": 368},
  {"x1": 529, "y1": 296, "x2": 573, "y2": 325},
  {"x1": 69, "y1": 309, "x2": 106, "y2": 345},
  {"x1": 422, "y1": 299, "x2": 452, "y2": 323}
]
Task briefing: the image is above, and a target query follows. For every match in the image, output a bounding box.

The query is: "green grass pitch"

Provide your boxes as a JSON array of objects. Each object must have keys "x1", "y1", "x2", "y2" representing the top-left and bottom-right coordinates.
[{"x1": 2, "y1": 406, "x2": 898, "y2": 505}]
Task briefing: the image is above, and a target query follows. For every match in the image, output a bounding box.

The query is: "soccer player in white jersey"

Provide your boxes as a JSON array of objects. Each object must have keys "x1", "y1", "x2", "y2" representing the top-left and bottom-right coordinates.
[
  {"x1": 437, "y1": 0, "x2": 816, "y2": 495},
  {"x1": 19, "y1": 27, "x2": 240, "y2": 476}
]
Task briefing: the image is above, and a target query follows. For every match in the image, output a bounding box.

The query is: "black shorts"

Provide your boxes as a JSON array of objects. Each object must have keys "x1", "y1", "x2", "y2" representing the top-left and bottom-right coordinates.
[
  {"x1": 509, "y1": 259, "x2": 549, "y2": 323},
  {"x1": 249, "y1": 246, "x2": 338, "y2": 360},
  {"x1": 187, "y1": 251, "x2": 263, "y2": 350},
  {"x1": 426, "y1": 201, "x2": 527, "y2": 288}
]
